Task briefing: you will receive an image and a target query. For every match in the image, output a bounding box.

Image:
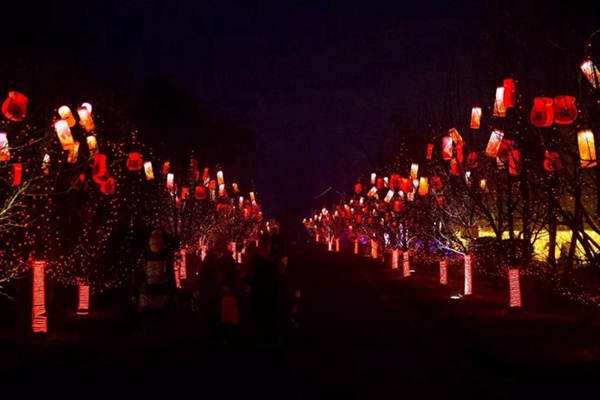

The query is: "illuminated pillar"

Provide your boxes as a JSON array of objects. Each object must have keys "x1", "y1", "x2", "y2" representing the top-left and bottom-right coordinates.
[
  {"x1": 179, "y1": 249, "x2": 187, "y2": 280},
  {"x1": 335, "y1": 238, "x2": 340, "y2": 252},
  {"x1": 509, "y1": 269, "x2": 522, "y2": 308},
  {"x1": 31, "y1": 261, "x2": 47, "y2": 333},
  {"x1": 392, "y1": 249, "x2": 399, "y2": 269},
  {"x1": 77, "y1": 284, "x2": 90, "y2": 315},
  {"x1": 371, "y1": 241, "x2": 378, "y2": 259},
  {"x1": 354, "y1": 239, "x2": 359, "y2": 255},
  {"x1": 316, "y1": 234, "x2": 320, "y2": 243},
  {"x1": 440, "y1": 258, "x2": 448, "y2": 285},
  {"x1": 464, "y1": 253, "x2": 473, "y2": 296},
  {"x1": 328, "y1": 237, "x2": 333, "y2": 251},
  {"x1": 174, "y1": 267, "x2": 181, "y2": 289},
  {"x1": 403, "y1": 252, "x2": 410, "y2": 277}
]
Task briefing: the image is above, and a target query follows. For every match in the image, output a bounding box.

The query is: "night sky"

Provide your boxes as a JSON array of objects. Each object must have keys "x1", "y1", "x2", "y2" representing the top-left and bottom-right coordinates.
[{"x1": 11, "y1": 0, "x2": 586, "y2": 233}]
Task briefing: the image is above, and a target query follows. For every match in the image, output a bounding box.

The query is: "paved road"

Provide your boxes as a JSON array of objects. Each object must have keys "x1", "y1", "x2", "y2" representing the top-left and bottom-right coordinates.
[{"x1": 5, "y1": 244, "x2": 504, "y2": 399}]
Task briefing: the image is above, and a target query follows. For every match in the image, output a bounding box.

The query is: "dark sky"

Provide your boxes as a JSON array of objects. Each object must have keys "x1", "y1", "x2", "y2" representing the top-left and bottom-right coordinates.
[{"x1": 10, "y1": 0, "x2": 489, "y2": 231}]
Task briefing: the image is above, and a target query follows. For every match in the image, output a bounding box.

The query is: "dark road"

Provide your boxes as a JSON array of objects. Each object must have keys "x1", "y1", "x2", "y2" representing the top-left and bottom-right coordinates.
[{"x1": 5, "y1": 244, "x2": 505, "y2": 399}]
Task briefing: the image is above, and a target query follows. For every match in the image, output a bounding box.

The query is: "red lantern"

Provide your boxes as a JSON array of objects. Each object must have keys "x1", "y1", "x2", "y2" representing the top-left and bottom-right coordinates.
[
  {"x1": 195, "y1": 186, "x2": 207, "y2": 200},
  {"x1": 126, "y1": 152, "x2": 143, "y2": 171},
  {"x1": 431, "y1": 176, "x2": 442, "y2": 191},
  {"x1": 442, "y1": 136, "x2": 453, "y2": 161},
  {"x1": 393, "y1": 200, "x2": 403, "y2": 212},
  {"x1": 354, "y1": 182, "x2": 362, "y2": 194},
  {"x1": 163, "y1": 161, "x2": 170, "y2": 174},
  {"x1": 101, "y1": 177, "x2": 116, "y2": 195},
  {"x1": 376, "y1": 177, "x2": 384, "y2": 190},
  {"x1": 2, "y1": 91, "x2": 28, "y2": 122},
  {"x1": 530, "y1": 97, "x2": 554, "y2": 128},
  {"x1": 467, "y1": 152, "x2": 478, "y2": 169},
  {"x1": 437, "y1": 196, "x2": 444, "y2": 206},
  {"x1": 92, "y1": 154, "x2": 109, "y2": 184},
  {"x1": 508, "y1": 149, "x2": 521, "y2": 176},
  {"x1": 497, "y1": 139, "x2": 514, "y2": 162},
  {"x1": 543, "y1": 151, "x2": 562, "y2": 172},
  {"x1": 390, "y1": 174, "x2": 401, "y2": 190},
  {"x1": 456, "y1": 143, "x2": 464, "y2": 163},
  {"x1": 450, "y1": 158, "x2": 460, "y2": 176},
  {"x1": 181, "y1": 187, "x2": 190, "y2": 199},
  {"x1": 470, "y1": 107, "x2": 482, "y2": 129},
  {"x1": 10, "y1": 163, "x2": 22, "y2": 186},
  {"x1": 503, "y1": 79, "x2": 516, "y2": 108},
  {"x1": 400, "y1": 178, "x2": 413, "y2": 194},
  {"x1": 553, "y1": 96, "x2": 577, "y2": 125},
  {"x1": 426, "y1": 143, "x2": 434, "y2": 159},
  {"x1": 209, "y1": 180, "x2": 217, "y2": 191}
]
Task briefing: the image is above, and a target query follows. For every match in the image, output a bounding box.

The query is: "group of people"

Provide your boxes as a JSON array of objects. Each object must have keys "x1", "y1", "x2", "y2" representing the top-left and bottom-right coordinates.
[{"x1": 131, "y1": 227, "x2": 288, "y2": 346}]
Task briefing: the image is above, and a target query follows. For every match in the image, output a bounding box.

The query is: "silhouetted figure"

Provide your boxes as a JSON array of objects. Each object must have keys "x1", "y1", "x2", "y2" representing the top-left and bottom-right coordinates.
[
  {"x1": 132, "y1": 229, "x2": 176, "y2": 345},
  {"x1": 250, "y1": 233, "x2": 283, "y2": 345}
]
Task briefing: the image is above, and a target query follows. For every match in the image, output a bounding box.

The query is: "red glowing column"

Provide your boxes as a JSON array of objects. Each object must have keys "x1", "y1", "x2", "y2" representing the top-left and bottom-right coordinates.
[
  {"x1": 509, "y1": 269, "x2": 522, "y2": 308},
  {"x1": 179, "y1": 249, "x2": 187, "y2": 280},
  {"x1": 77, "y1": 284, "x2": 90, "y2": 315},
  {"x1": 335, "y1": 238, "x2": 340, "y2": 252},
  {"x1": 464, "y1": 253, "x2": 473, "y2": 295},
  {"x1": 354, "y1": 239, "x2": 359, "y2": 255},
  {"x1": 316, "y1": 234, "x2": 320, "y2": 243},
  {"x1": 392, "y1": 249, "x2": 399, "y2": 270},
  {"x1": 371, "y1": 241, "x2": 378, "y2": 259},
  {"x1": 440, "y1": 258, "x2": 448, "y2": 285},
  {"x1": 31, "y1": 261, "x2": 47, "y2": 333},
  {"x1": 403, "y1": 251, "x2": 410, "y2": 277}
]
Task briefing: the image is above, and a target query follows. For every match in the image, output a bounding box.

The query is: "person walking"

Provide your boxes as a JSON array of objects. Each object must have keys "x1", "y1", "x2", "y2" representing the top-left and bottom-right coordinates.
[{"x1": 131, "y1": 229, "x2": 176, "y2": 346}]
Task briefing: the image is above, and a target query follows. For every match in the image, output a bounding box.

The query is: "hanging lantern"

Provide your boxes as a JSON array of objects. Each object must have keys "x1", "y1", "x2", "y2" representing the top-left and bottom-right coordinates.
[
  {"x1": 467, "y1": 152, "x2": 478, "y2": 169},
  {"x1": 202, "y1": 167, "x2": 209, "y2": 183},
  {"x1": 181, "y1": 187, "x2": 190, "y2": 199},
  {"x1": 250, "y1": 192, "x2": 255, "y2": 202},
  {"x1": 580, "y1": 59, "x2": 600, "y2": 89},
  {"x1": 455, "y1": 142, "x2": 464, "y2": 162},
  {"x1": 2, "y1": 91, "x2": 28, "y2": 122},
  {"x1": 418, "y1": 177, "x2": 428, "y2": 196},
  {"x1": 465, "y1": 171, "x2": 472, "y2": 186},
  {"x1": 0, "y1": 132, "x2": 10, "y2": 161},
  {"x1": 530, "y1": 97, "x2": 554, "y2": 127},
  {"x1": 10, "y1": 163, "x2": 22, "y2": 186},
  {"x1": 217, "y1": 170, "x2": 224, "y2": 185},
  {"x1": 410, "y1": 163, "x2": 419, "y2": 180},
  {"x1": 553, "y1": 96, "x2": 577, "y2": 124},
  {"x1": 497, "y1": 138, "x2": 514, "y2": 162},
  {"x1": 426, "y1": 143, "x2": 434, "y2": 159},
  {"x1": 195, "y1": 186, "x2": 207, "y2": 200},
  {"x1": 493, "y1": 86, "x2": 506, "y2": 117},
  {"x1": 450, "y1": 158, "x2": 460, "y2": 176},
  {"x1": 400, "y1": 178, "x2": 413, "y2": 194},
  {"x1": 42, "y1": 154, "x2": 50, "y2": 174},
  {"x1": 508, "y1": 148, "x2": 521, "y2": 175},
  {"x1": 442, "y1": 136, "x2": 453, "y2": 160},
  {"x1": 485, "y1": 129, "x2": 504, "y2": 158},
  {"x1": 578, "y1": 130, "x2": 597, "y2": 168},
  {"x1": 384, "y1": 189, "x2": 394, "y2": 203},
  {"x1": 503, "y1": 78, "x2": 516, "y2": 108},
  {"x1": 448, "y1": 128, "x2": 463, "y2": 145},
  {"x1": 126, "y1": 152, "x2": 143, "y2": 171},
  {"x1": 101, "y1": 177, "x2": 116, "y2": 195},
  {"x1": 219, "y1": 184, "x2": 226, "y2": 197},
  {"x1": 67, "y1": 141, "x2": 80, "y2": 164},
  {"x1": 167, "y1": 173, "x2": 175, "y2": 193},
  {"x1": 431, "y1": 176, "x2": 442, "y2": 191},
  {"x1": 53, "y1": 120, "x2": 74, "y2": 151},
  {"x1": 77, "y1": 105, "x2": 95, "y2": 131},
  {"x1": 92, "y1": 153, "x2": 109, "y2": 184},
  {"x1": 497, "y1": 157, "x2": 506, "y2": 170},
  {"x1": 370, "y1": 173, "x2": 376, "y2": 185},
  {"x1": 376, "y1": 177, "x2": 384, "y2": 190},
  {"x1": 239, "y1": 196, "x2": 244, "y2": 207},
  {"x1": 367, "y1": 187, "x2": 377, "y2": 198},
  {"x1": 390, "y1": 174, "x2": 401, "y2": 190},
  {"x1": 470, "y1": 107, "x2": 482, "y2": 129},
  {"x1": 437, "y1": 196, "x2": 444, "y2": 206},
  {"x1": 163, "y1": 161, "x2": 170, "y2": 174},
  {"x1": 86, "y1": 135, "x2": 98, "y2": 157},
  {"x1": 393, "y1": 199, "x2": 403, "y2": 212},
  {"x1": 143, "y1": 161, "x2": 154, "y2": 180},
  {"x1": 209, "y1": 179, "x2": 217, "y2": 191},
  {"x1": 383, "y1": 177, "x2": 389, "y2": 188},
  {"x1": 58, "y1": 105, "x2": 77, "y2": 127},
  {"x1": 82, "y1": 102, "x2": 92, "y2": 113},
  {"x1": 354, "y1": 182, "x2": 362, "y2": 194},
  {"x1": 232, "y1": 182, "x2": 239, "y2": 193},
  {"x1": 543, "y1": 151, "x2": 562, "y2": 172}
]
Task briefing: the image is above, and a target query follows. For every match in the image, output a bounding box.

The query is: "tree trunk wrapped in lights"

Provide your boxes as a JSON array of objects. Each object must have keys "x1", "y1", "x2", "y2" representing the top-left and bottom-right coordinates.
[
  {"x1": 335, "y1": 238, "x2": 340, "y2": 252},
  {"x1": 143, "y1": 161, "x2": 154, "y2": 180},
  {"x1": 58, "y1": 105, "x2": 77, "y2": 127},
  {"x1": 553, "y1": 95, "x2": 577, "y2": 124},
  {"x1": 530, "y1": 97, "x2": 554, "y2": 127},
  {"x1": 581, "y1": 59, "x2": 600, "y2": 88},
  {"x1": 509, "y1": 268, "x2": 522, "y2": 308},
  {"x1": 392, "y1": 248, "x2": 399, "y2": 269},
  {"x1": 442, "y1": 136, "x2": 453, "y2": 160},
  {"x1": 402, "y1": 251, "x2": 410, "y2": 277},
  {"x1": 493, "y1": 86, "x2": 506, "y2": 117},
  {"x1": 371, "y1": 240, "x2": 378, "y2": 259},
  {"x1": 54, "y1": 119, "x2": 75, "y2": 150},
  {"x1": 67, "y1": 141, "x2": 80, "y2": 164},
  {"x1": 470, "y1": 107, "x2": 481, "y2": 129},
  {"x1": 439, "y1": 258, "x2": 448, "y2": 285},
  {"x1": 31, "y1": 261, "x2": 47, "y2": 333},
  {"x1": 484, "y1": 129, "x2": 504, "y2": 158},
  {"x1": 2, "y1": 91, "x2": 28, "y2": 121},
  {"x1": 370, "y1": 173, "x2": 376, "y2": 185},
  {"x1": 577, "y1": 130, "x2": 597, "y2": 168},
  {"x1": 0, "y1": 132, "x2": 10, "y2": 161},
  {"x1": 464, "y1": 252, "x2": 473, "y2": 296},
  {"x1": 77, "y1": 284, "x2": 90, "y2": 315}
]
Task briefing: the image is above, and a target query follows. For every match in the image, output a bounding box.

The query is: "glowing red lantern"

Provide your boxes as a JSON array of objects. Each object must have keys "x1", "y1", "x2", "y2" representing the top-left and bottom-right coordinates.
[
  {"x1": 77, "y1": 105, "x2": 95, "y2": 132},
  {"x1": 442, "y1": 136, "x2": 453, "y2": 161},
  {"x1": 58, "y1": 105, "x2": 76, "y2": 127},
  {"x1": 101, "y1": 177, "x2": 116, "y2": 195},
  {"x1": 68, "y1": 141, "x2": 80, "y2": 164},
  {"x1": 508, "y1": 148, "x2": 521, "y2": 175},
  {"x1": 354, "y1": 182, "x2": 362, "y2": 194},
  {"x1": 543, "y1": 151, "x2": 562, "y2": 172},
  {"x1": 393, "y1": 200, "x2": 403, "y2": 212},
  {"x1": 467, "y1": 152, "x2": 478, "y2": 169},
  {"x1": 0, "y1": 132, "x2": 10, "y2": 162},
  {"x1": 450, "y1": 158, "x2": 460, "y2": 176},
  {"x1": 426, "y1": 143, "x2": 434, "y2": 159},
  {"x1": 92, "y1": 153, "x2": 109, "y2": 184},
  {"x1": 456, "y1": 143, "x2": 464, "y2": 162},
  {"x1": 390, "y1": 174, "x2": 401, "y2": 190},
  {"x1": 485, "y1": 129, "x2": 504, "y2": 158},
  {"x1": 431, "y1": 176, "x2": 442, "y2": 191},
  {"x1": 400, "y1": 178, "x2": 412, "y2": 194},
  {"x1": 143, "y1": 161, "x2": 154, "y2": 180},
  {"x1": 209, "y1": 180, "x2": 217, "y2": 191},
  {"x1": 195, "y1": 186, "x2": 207, "y2": 200},
  {"x1": 493, "y1": 86, "x2": 506, "y2": 117},
  {"x1": 163, "y1": 161, "x2": 170, "y2": 174},
  {"x1": 10, "y1": 163, "x2": 22, "y2": 186},
  {"x1": 2, "y1": 91, "x2": 28, "y2": 122},
  {"x1": 376, "y1": 177, "x2": 384, "y2": 190},
  {"x1": 54, "y1": 119, "x2": 75, "y2": 150},
  {"x1": 553, "y1": 96, "x2": 577, "y2": 124},
  {"x1": 166, "y1": 173, "x2": 175, "y2": 193},
  {"x1": 530, "y1": 97, "x2": 554, "y2": 127},
  {"x1": 126, "y1": 152, "x2": 143, "y2": 171},
  {"x1": 182, "y1": 187, "x2": 190, "y2": 199},
  {"x1": 470, "y1": 107, "x2": 481, "y2": 129},
  {"x1": 581, "y1": 59, "x2": 600, "y2": 89},
  {"x1": 503, "y1": 78, "x2": 516, "y2": 108}
]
